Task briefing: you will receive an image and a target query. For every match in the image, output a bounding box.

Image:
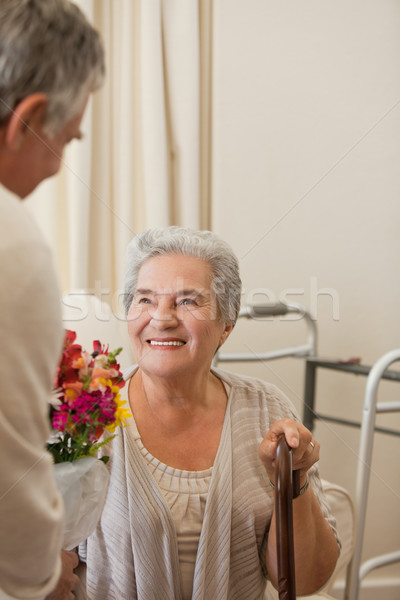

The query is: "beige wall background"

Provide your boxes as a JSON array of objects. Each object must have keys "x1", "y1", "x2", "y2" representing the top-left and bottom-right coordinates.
[
  {"x1": 211, "y1": 1, "x2": 400, "y2": 598},
  {"x1": 27, "y1": 1, "x2": 399, "y2": 598}
]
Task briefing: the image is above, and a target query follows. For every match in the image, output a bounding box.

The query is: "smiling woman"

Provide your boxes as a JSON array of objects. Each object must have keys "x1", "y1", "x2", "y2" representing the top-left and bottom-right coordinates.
[
  {"x1": 78, "y1": 226, "x2": 340, "y2": 600},
  {"x1": 127, "y1": 254, "x2": 232, "y2": 386}
]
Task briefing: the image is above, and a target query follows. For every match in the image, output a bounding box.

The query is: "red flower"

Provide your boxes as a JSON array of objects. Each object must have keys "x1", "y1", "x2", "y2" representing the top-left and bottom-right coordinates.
[{"x1": 48, "y1": 330, "x2": 129, "y2": 463}]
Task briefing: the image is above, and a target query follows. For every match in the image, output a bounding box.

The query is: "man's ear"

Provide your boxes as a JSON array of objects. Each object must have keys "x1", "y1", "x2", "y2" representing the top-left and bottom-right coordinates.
[{"x1": 5, "y1": 93, "x2": 48, "y2": 150}]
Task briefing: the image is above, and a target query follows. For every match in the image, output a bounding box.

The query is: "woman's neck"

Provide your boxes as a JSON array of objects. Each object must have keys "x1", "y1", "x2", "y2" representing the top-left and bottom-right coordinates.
[
  {"x1": 128, "y1": 367, "x2": 229, "y2": 470},
  {"x1": 140, "y1": 367, "x2": 218, "y2": 408}
]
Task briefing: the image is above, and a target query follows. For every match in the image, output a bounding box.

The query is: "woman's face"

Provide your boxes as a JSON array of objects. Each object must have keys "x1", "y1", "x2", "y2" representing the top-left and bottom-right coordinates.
[{"x1": 127, "y1": 254, "x2": 232, "y2": 381}]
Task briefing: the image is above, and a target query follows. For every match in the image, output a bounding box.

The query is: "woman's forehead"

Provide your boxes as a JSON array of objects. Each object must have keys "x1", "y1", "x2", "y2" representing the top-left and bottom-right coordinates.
[{"x1": 137, "y1": 254, "x2": 213, "y2": 289}]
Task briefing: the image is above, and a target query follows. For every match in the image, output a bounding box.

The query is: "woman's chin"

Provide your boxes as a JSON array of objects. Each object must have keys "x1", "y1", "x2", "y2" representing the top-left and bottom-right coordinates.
[{"x1": 140, "y1": 361, "x2": 191, "y2": 381}]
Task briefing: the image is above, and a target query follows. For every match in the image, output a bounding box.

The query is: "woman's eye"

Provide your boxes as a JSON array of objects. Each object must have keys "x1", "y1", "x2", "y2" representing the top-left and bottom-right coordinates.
[
  {"x1": 138, "y1": 297, "x2": 151, "y2": 304},
  {"x1": 181, "y1": 298, "x2": 197, "y2": 306}
]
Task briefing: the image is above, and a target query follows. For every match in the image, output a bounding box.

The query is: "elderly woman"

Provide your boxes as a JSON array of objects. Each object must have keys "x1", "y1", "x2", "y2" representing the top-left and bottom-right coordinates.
[{"x1": 79, "y1": 226, "x2": 339, "y2": 599}]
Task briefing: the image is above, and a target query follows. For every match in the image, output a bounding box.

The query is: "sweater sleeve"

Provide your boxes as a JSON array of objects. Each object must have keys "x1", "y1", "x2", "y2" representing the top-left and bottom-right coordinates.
[{"x1": 0, "y1": 218, "x2": 64, "y2": 599}]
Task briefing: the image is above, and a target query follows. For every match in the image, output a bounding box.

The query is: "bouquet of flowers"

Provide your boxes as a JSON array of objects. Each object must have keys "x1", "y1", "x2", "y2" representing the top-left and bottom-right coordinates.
[
  {"x1": 48, "y1": 329, "x2": 130, "y2": 463},
  {"x1": 48, "y1": 330, "x2": 131, "y2": 549}
]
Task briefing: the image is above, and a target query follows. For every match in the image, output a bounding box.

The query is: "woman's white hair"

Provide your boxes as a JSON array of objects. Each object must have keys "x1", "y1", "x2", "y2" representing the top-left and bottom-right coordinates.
[
  {"x1": 0, "y1": 0, "x2": 105, "y2": 136},
  {"x1": 123, "y1": 227, "x2": 242, "y2": 327}
]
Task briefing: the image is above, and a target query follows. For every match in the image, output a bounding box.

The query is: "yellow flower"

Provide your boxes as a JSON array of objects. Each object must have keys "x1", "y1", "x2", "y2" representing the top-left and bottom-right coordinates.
[
  {"x1": 106, "y1": 395, "x2": 132, "y2": 433},
  {"x1": 64, "y1": 387, "x2": 79, "y2": 403}
]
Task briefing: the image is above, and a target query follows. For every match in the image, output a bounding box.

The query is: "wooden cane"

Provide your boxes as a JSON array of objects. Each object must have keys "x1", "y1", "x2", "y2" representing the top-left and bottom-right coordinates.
[{"x1": 275, "y1": 436, "x2": 300, "y2": 600}]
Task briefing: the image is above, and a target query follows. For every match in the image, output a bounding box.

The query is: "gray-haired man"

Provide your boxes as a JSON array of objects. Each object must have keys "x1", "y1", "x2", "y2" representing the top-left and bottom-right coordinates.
[{"x1": 0, "y1": 1, "x2": 105, "y2": 598}]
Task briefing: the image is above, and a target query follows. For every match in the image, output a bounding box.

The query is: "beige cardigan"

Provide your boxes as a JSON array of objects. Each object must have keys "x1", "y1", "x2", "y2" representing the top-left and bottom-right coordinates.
[{"x1": 80, "y1": 367, "x2": 339, "y2": 600}]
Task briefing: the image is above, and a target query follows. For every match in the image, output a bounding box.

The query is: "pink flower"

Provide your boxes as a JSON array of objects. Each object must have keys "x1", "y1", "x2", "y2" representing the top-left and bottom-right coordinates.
[{"x1": 48, "y1": 330, "x2": 130, "y2": 463}]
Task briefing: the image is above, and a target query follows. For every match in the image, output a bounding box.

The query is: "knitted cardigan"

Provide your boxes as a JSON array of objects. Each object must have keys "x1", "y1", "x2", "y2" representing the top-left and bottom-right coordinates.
[{"x1": 80, "y1": 367, "x2": 338, "y2": 600}]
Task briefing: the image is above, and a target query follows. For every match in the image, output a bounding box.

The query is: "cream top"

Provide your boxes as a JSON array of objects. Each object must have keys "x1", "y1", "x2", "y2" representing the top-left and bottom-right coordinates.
[{"x1": 131, "y1": 418, "x2": 212, "y2": 600}]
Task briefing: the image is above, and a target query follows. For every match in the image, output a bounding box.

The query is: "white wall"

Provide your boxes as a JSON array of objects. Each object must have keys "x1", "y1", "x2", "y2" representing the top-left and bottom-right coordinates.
[{"x1": 211, "y1": 1, "x2": 400, "y2": 597}]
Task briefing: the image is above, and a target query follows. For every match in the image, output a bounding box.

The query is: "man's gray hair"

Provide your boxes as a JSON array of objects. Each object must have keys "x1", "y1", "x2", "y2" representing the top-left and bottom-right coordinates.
[
  {"x1": 0, "y1": 0, "x2": 105, "y2": 135},
  {"x1": 124, "y1": 226, "x2": 242, "y2": 327}
]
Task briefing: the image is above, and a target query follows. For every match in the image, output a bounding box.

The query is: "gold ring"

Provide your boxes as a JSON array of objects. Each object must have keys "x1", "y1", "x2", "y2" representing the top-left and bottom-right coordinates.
[{"x1": 310, "y1": 440, "x2": 315, "y2": 449}]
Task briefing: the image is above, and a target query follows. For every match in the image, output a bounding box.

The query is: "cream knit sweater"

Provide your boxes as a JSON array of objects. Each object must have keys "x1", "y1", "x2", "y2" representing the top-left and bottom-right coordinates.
[
  {"x1": 80, "y1": 366, "x2": 338, "y2": 600},
  {"x1": 0, "y1": 187, "x2": 64, "y2": 600}
]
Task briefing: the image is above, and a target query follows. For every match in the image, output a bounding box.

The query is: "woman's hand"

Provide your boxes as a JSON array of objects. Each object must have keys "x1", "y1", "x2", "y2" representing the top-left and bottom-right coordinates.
[
  {"x1": 260, "y1": 419, "x2": 339, "y2": 595},
  {"x1": 258, "y1": 418, "x2": 319, "y2": 485}
]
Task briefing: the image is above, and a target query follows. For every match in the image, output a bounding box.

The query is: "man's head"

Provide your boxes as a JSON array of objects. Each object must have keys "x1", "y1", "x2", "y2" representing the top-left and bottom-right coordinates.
[{"x1": 0, "y1": 0, "x2": 105, "y2": 197}]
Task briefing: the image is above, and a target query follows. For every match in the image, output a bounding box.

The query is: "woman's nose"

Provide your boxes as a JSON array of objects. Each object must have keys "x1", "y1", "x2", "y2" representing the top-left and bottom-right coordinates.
[{"x1": 150, "y1": 300, "x2": 178, "y2": 327}]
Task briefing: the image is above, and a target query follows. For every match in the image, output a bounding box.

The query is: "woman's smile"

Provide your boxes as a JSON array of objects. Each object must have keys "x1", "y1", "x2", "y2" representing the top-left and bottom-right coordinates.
[
  {"x1": 146, "y1": 338, "x2": 186, "y2": 347},
  {"x1": 127, "y1": 254, "x2": 231, "y2": 380}
]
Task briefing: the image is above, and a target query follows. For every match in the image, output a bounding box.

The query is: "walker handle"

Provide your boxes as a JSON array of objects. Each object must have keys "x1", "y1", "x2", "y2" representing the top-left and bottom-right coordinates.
[{"x1": 248, "y1": 303, "x2": 289, "y2": 317}]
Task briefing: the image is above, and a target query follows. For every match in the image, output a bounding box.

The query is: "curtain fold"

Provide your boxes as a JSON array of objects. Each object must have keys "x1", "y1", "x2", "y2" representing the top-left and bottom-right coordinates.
[
  {"x1": 161, "y1": 0, "x2": 201, "y2": 228},
  {"x1": 66, "y1": 102, "x2": 93, "y2": 289},
  {"x1": 140, "y1": 0, "x2": 170, "y2": 227}
]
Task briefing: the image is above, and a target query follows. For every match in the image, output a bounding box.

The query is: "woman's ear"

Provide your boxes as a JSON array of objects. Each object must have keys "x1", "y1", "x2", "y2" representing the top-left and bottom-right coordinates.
[
  {"x1": 5, "y1": 93, "x2": 48, "y2": 150},
  {"x1": 219, "y1": 323, "x2": 233, "y2": 347}
]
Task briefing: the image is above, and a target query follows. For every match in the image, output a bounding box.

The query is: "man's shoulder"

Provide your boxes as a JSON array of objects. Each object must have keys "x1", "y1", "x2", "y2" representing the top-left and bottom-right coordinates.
[
  {"x1": 0, "y1": 186, "x2": 45, "y2": 252},
  {"x1": 0, "y1": 185, "x2": 60, "y2": 328}
]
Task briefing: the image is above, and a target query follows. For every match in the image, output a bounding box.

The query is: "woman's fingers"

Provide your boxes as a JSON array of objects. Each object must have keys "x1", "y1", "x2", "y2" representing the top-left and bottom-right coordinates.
[
  {"x1": 291, "y1": 434, "x2": 320, "y2": 470},
  {"x1": 258, "y1": 419, "x2": 319, "y2": 479},
  {"x1": 269, "y1": 418, "x2": 301, "y2": 448}
]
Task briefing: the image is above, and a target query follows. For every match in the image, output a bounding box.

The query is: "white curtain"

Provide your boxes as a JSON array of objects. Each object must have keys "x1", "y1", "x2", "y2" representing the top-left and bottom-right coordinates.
[{"x1": 27, "y1": 0, "x2": 212, "y2": 300}]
